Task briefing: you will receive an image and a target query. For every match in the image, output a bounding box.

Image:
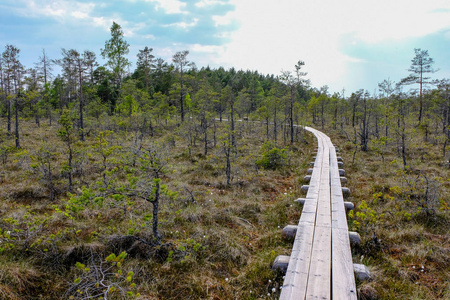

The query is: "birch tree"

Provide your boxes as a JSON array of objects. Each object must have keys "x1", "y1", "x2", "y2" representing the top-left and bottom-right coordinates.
[{"x1": 101, "y1": 22, "x2": 131, "y2": 112}]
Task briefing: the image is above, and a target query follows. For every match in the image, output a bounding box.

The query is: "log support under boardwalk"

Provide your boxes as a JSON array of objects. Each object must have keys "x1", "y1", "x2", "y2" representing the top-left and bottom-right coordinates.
[{"x1": 273, "y1": 130, "x2": 370, "y2": 300}]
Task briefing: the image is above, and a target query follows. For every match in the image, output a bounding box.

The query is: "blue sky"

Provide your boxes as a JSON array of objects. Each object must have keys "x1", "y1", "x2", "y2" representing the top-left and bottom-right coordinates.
[{"x1": 1, "y1": 0, "x2": 449, "y2": 94}]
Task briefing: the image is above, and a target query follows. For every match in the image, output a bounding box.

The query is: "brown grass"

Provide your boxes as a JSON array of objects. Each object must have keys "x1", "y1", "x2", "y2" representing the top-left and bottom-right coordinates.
[
  {"x1": 1, "y1": 115, "x2": 448, "y2": 299},
  {"x1": 0, "y1": 117, "x2": 314, "y2": 299},
  {"x1": 328, "y1": 121, "x2": 449, "y2": 300}
]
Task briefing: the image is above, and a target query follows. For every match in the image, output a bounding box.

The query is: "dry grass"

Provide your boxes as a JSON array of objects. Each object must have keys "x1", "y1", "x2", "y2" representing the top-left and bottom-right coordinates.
[
  {"x1": 328, "y1": 121, "x2": 449, "y2": 300},
  {"x1": 1, "y1": 115, "x2": 447, "y2": 299},
  {"x1": 0, "y1": 117, "x2": 313, "y2": 299}
]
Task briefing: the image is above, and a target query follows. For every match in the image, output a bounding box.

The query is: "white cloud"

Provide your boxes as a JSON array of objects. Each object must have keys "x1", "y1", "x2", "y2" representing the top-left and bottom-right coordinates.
[
  {"x1": 219, "y1": 0, "x2": 450, "y2": 92},
  {"x1": 164, "y1": 18, "x2": 199, "y2": 29},
  {"x1": 190, "y1": 44, "x2": 223, "y2": 53},
  {"x1": 124, "y1": 22, "x2": 147, "y2": 37},
  {"x1": 195, "y1": 0, "x2": 227, "y2": 8},
  {"x1": 146, "y1": 0, "x2": 187, "y2": 14},
  {"x1": 19, "y1": 0, "x2": 95, "y2": 20},
  {"x1": 14, "y1": 1, "x2": 133, "y2": 35},
  {"x1": 13, "y1": 0, "x2": 120, "y2": 33},
  {"x1": 212, "y1": 12, "x2": 234, "y2": 26},
  {"x1": 155, "y1": 47, "x2": 176, "y2": 59},
  {"x1": 188, "y1": 44, "x2": 227, "y2": 67},
  {"x1": 332, "y1": 0, "x2": 450, "y2": 44},
  {"x1": 93, "y1": 16, "x2": 111, "y2": 29}
]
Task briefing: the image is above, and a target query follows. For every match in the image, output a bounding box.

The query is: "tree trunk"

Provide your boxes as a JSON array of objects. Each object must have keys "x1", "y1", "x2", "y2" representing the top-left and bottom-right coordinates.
[
  {"x1": 7, "y1": 97, "x2": 11, "y2": 134},
  {"x1": 213, "y1": 121, "x2": 217, "y2": 147},
  {"x1": 401, "y1": 130, "x2": 407, "y2": 168},
  {"x1": 180, "y1": 72, "x2": 185, "y2": 122},
  {"x1": 225, "y1": 142, "x2": 231, "y2": 186},
  {"x1": 273, "y1": 105, "x2": 277, "y2": 144},
  {"x1": 321, "y1": 103, "x2": 325, "y2": 130},
  {"x1": 14, "y1": 97, "x2": 20, "y2": 149},
  {"x1": 203, "y1": 117, "x2": 208, "y2": 156},
  {"x1": 361, "y1": 98, "x2": 368, "y2": 151},
  {"x1": 230, "y1": 98, "x2": 236, "y2": 149},
  {"x1": 35, "y1": 112, "x2": 40, "y2": 127},
  {"x1": 334, "y1": 107, "x2": 337, "y2": 130},
  {"x1": 79, "y1": 95, "x2": 84, "y2": 141},
  {"x1": 68, "y1": 145, "x2": 73, "y2": 192},
  {"x1": 352, "y1": 103, "x2": 356, "y2": 128},
  {"x1": 152, "y1": 181, "x2": 161, "y2": 245},
  {"x1": 418, "y1": 65, "x2": 423, "y2": 123},
  {"x1": 290, "y1": 89, "x2": 294, "y2": 144},
  {"x1": 385, "y1": 113, "x2": 389, "y2": 138}
]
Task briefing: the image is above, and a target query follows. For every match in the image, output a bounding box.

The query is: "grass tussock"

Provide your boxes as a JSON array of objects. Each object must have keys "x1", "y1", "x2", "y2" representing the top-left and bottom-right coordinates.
[
  {"x1": 0, "y1": 117, "x2": 313, "y2": 299},
  {"x1": 329, "y1": 122, "x2": 449, "y2": 300},
  {"x1": 0, "y1": 115, "x2": 448, "y2": 299}
]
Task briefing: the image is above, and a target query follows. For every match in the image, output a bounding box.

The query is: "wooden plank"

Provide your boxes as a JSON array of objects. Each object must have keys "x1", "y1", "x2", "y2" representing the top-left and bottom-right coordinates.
[
  {"x1": 280, "y1": 131, "x2": 324, "y2": 300},
  {"x1": 281, "y1": 127, "x2": 356, "y2": 300},
  {"x1": 332, "y1": 228, "x2": 358, "y2": 299},
  {"x1": 306, "y1": 224, "x2": 331, "y2": 300},
  {"x1": 330, "y1": 148, "x2": 349, "y2": 231},
  {"x1": 280, "y1": 223, "x2": 315, "y2": 299},
  {"x1": 329, "y1": 146, "x2": 357, "y2": 299},
  {"x1": 305, "y1": 144, "x2": 331, "y2": 300}
]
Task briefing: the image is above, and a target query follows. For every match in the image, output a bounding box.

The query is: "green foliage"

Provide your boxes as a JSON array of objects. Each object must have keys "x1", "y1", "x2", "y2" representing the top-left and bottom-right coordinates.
[
  {"x1": 66, "y1": 187, "x2": 98, "y2": 214},
  {"x1": 349, "y1": 200, "x2": 384, "y2": 231},
  {"x1": 0, "y1": 143, "x2": 14, "y2": 165},
  {"x1": 100, "y1": 22, "x2": 131, "y2": 84},
  {"x1": 166, "y1": 237, "x2": 207, "y2": 265},
  {"x1": 69, "y1": 251, "x2": 140, "y2": 299},
  {"x1": 390, "y1": 169, "x2": 448, "y2": 216},
  {"x1": 58, "y1": 110, "x2": 74, "y2": 141},
  {"x1": 256, "y1": 142, "x2": 288, "y2": 170},
  {"x1": 0, "y1": 205, "x2": 49, "y2": 252},
  {"x1": 370, "y1": 136, "x2": 390, "y2": 161},
  {"x1": 91, "y1": 131, "x2": 121, "y2": 188},
  {"x1": 0, "y1": 45, "x2": 449, "y2": 299},
  {"x1": 30, "y1": 143, "x2": 58, "y2": 200}
]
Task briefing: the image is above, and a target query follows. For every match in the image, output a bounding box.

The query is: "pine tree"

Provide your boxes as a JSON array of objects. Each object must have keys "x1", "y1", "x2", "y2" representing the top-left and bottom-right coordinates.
[
  {"x1": 172, "y1": 50, "x2": 194, "y2": 122},
  {"x1": 280, "y1": 60, "x2": 308, "y2": 144},
  {"x1": 400, "y1": 48, "x2": 437, "y2": 122},
  {"x1": 136, "y1": 46, "x2": 155, "y2": 93},
  {"x1": 2, "y1": 45, "x2": 23, "y2": 148}
]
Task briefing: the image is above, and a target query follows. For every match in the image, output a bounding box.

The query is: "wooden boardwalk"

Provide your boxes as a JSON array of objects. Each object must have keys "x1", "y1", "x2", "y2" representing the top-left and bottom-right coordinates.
[{"x1": 279, "y1": 127, "x2": 357, "y2": 300}]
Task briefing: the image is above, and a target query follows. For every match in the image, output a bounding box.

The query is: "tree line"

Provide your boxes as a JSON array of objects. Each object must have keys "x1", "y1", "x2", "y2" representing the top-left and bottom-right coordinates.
[{"x1": 1, "y1": 22, "x2": 449, "y2": 167}]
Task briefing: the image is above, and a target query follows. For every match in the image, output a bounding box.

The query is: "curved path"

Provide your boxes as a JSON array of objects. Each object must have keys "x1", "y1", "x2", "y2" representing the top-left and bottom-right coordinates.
[{"x1": 279, "y1": 127, "x2": 357, "y2": 299}]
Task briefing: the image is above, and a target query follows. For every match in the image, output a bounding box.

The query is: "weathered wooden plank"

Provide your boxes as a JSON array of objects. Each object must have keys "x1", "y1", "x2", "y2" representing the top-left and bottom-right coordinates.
[
  {"x1": 305, "y1": 143, "x2": 331, "y2": 299},
  {"x1": 281, "y1": 127, "x2": 356, "y2": 300},
  {"x1": 332, "y1": 228, "x2": 357, "y2": 299},
  {"x1": 280, "y1": 130, "x2": 324, "y2": 300},
  {"x1": 306, "y1": 224, "x2": 331, "y2": 300},
  {"x1": 330, "y1": 148, "x2": 349, "y2": 231},
  {"x1": 280, "y1": 223, "x2": 315, "y2": 299},
  {"x1": 330, "y1": 146, "x2": 357, "y2": 299}
]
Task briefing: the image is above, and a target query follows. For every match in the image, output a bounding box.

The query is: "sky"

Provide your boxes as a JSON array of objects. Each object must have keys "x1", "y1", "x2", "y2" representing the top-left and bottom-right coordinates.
[{"x1": 1, "y1": 0, "x2": 449, "y2": 94}]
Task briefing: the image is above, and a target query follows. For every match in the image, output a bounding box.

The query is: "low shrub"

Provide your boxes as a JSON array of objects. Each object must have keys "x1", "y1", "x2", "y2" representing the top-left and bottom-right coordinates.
[{"x1": 256, "y1": 142, "x2": 288, "y2": 170}]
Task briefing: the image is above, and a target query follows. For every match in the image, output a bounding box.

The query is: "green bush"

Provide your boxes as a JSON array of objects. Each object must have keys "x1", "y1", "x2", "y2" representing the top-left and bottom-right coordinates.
[{"x1": 256, "y1": 142, "x2": 287, "y2": 170}]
